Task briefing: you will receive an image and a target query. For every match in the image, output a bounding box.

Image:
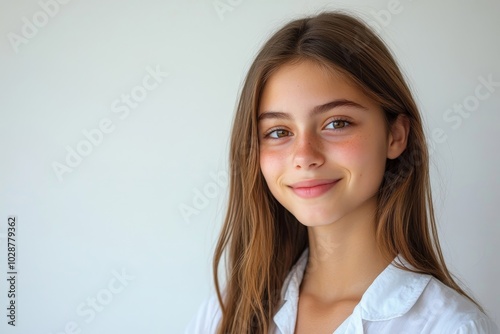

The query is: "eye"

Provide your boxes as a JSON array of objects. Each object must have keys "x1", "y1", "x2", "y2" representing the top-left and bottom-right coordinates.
[
  {"x1": 266, "y1": 129, "x2": 292, "y2": 139},
  {"x1": 325, "y1": 119, "x2": 350, "y2": 130}
]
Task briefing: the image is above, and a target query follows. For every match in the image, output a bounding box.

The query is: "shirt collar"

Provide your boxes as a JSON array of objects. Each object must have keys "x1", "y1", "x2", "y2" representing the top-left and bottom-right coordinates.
[
  {"x1": 357, "y1": 254, "x2": 431, "y2": 321},
  {"x1": 273, "y1": 249, "x2": 309, "y2": 334},
  {"x1": 273, "y1": 249, "x2": 432, "y2": 331}
]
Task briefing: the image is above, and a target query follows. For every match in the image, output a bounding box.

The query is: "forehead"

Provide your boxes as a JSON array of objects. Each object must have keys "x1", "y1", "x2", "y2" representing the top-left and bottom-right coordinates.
[{"x1": 258, "y1": 60, "x2": 377, "y2": 114}]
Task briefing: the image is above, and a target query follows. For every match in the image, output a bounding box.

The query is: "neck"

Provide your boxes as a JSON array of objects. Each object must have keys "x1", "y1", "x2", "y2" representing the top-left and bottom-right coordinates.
[{"x1": 302, "y1": 196, "x2": 392, "y2": 302}]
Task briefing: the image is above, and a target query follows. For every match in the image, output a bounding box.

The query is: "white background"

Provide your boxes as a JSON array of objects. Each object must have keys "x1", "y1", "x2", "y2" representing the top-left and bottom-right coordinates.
[{"x1": 0, "y1": 0, "x2": 499, "y2": 333}]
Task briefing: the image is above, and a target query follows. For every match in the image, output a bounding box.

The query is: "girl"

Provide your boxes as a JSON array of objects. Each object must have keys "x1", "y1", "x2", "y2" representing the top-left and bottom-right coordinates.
[{"x1": 186, "y1": 11, "x2": 499, "y2": 334}]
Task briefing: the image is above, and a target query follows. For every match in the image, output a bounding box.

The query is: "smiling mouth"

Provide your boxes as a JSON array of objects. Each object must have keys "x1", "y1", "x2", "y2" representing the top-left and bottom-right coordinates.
[{"x1": 289, "y1": 179, "x2": 340, "y2": 198}]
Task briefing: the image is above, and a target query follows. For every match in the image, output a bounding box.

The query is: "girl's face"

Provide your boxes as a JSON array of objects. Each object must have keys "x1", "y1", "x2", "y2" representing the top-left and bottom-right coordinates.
[{"x1": 258, "y1": 60, "x2": 393, "y2": 227}]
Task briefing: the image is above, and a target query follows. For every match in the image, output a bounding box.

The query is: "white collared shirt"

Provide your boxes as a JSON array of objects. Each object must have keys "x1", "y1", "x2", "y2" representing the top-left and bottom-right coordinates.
[{"x1": 186, "y1": 250, "x2": 499, "y2": 333}]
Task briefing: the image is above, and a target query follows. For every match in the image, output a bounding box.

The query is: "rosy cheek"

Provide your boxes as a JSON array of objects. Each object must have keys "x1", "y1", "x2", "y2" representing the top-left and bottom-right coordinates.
[
  {"x1": 259, "y1": 150, "x2": 279, "y2": 178},
  {"x1": 328, "y1": 135, "x2": 386, "y2": 177},
  {"x1": 261, "y1": 146, "x2": 292, "y2": 186},
  {"x1": 327, "y1": 137, "x2": 366, "y2": 164}
]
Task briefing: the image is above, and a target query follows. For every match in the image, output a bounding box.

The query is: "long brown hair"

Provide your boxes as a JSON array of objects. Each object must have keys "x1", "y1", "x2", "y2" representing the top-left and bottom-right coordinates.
[{"x1": 213, "y1": 11, "x2": 479, "y2": 334}]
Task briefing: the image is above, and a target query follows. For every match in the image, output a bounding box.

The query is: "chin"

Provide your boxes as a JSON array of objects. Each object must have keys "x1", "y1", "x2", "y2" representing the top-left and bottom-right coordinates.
[{"x1": 292, "y1": 210, "x2": 343, "y2": 227}]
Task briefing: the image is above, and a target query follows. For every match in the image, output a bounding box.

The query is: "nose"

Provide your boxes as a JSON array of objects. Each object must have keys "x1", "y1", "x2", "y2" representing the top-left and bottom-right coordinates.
[{"x1": 292, "y1": 132, "x2": 325, "y2": 170}]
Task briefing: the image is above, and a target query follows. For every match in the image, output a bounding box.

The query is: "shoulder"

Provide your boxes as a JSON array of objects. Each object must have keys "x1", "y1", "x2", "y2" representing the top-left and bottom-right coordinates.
[
  {"x1": 184, "y1": 293, "x2": 222, "y2": 334},
  {"x1": 408, "y1": 276, "x2": 499, "y2": 333},
  {"x1": 361, "y1": 258, "x2": 499, "y2": 333}
]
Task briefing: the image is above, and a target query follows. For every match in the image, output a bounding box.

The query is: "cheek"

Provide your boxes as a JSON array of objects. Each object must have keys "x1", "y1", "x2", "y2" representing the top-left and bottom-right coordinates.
[
  {"x1": 331, "y1": 135, "x2": 387, "y2": 178},
  {"x1": 259, "y1": 149, "x2": 282, "y2": 184}
]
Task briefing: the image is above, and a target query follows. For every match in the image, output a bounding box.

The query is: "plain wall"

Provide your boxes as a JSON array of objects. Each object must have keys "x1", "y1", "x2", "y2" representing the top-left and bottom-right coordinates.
[{"x1": 0, "y1": 0, "x2": 498, "y2": 333}]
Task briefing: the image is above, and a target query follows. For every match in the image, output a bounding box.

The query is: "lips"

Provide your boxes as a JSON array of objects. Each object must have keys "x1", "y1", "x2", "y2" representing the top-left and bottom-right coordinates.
[{"x1": 289, "y1": 179, "x2": 340, "y2": 198}]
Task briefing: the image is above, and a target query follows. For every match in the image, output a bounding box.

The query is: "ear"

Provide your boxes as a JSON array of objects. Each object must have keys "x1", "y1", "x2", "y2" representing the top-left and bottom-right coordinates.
[{"x1": 387, "y1": 114, "x2": 410, "y2": 160}]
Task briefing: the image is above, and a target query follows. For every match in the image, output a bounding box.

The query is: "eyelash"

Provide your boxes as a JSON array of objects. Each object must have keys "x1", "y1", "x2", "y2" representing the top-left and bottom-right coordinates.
[
  {"x1": 263, "y1": 117, "x2": 352, "y2": 139},
  {"x1": 324, "y1": 118, "x2": 351, "y2": 131}
]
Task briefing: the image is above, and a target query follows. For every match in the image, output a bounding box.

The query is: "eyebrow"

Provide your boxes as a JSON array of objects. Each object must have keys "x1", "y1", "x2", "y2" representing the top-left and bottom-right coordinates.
[{"x1": 258, "y1": 99, "x2": 367, "y2": 121}]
